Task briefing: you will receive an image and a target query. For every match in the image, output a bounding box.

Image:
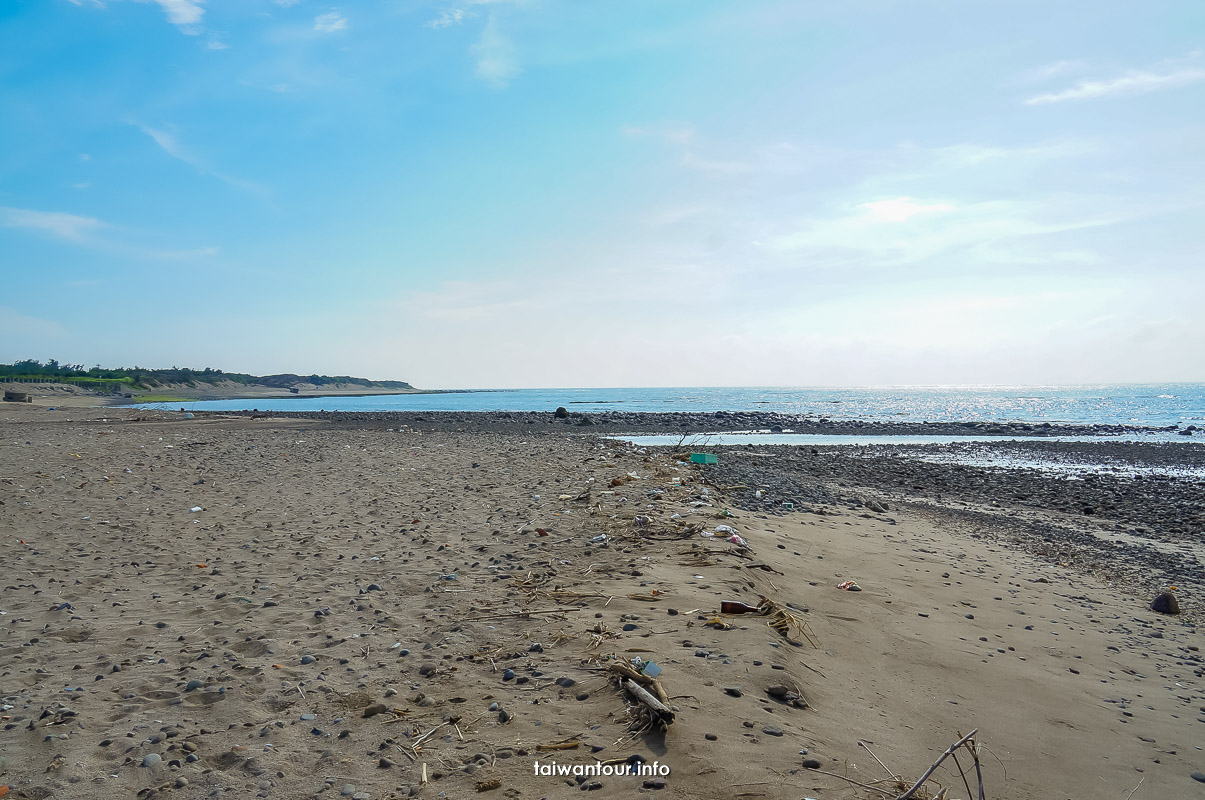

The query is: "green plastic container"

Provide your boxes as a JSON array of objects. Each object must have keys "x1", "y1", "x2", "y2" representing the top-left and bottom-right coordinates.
[{"x1": 689, "y1": 453, "x2": 718, "y2": 465}]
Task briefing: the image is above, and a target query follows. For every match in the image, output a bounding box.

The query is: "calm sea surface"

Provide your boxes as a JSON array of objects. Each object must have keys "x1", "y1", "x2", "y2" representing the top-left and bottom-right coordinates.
[{"x1": 141, "y1": 384, "x2": 1204, "y2": 428}]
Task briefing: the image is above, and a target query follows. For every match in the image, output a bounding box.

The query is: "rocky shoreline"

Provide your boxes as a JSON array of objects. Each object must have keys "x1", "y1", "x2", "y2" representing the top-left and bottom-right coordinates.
[
  {"x1": 696, "y1": 439, "x2": 1204, "y2": 605},
  {"x1": 195, "y1": 408, "x2": 1186, "y2": 437}
]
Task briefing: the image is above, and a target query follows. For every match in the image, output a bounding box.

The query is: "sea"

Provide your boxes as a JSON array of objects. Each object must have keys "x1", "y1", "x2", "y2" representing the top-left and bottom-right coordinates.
[{"x1": 142, "y1": 384, "x2": 1204, "y2": 428}]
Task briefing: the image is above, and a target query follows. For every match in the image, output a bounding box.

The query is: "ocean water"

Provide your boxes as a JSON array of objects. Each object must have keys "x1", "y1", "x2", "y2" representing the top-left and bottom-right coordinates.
[{"x1": 138, "y1": 384, "x2": 1205, "y2": 428}]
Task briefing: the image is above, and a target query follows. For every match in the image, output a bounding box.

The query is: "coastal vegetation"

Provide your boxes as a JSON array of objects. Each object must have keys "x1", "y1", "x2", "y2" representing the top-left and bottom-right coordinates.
[{"x1": 0, "y1": 359, "x2": 413, "y2": 391}]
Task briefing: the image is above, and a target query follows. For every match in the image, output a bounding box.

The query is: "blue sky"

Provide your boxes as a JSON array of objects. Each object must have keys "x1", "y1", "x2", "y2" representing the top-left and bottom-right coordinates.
[{"x1": 1, "y1": 0, "x2": 1202, "y2": 388}]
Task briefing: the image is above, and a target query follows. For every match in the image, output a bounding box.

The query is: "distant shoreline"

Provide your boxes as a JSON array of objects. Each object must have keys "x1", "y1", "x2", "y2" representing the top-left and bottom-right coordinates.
[{"x1": 0, "y1": 381, "x2": 476, "y2": 409}]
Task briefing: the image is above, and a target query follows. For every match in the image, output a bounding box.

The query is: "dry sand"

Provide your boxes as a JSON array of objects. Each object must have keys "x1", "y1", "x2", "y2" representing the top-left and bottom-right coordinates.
[{"x1": 1, "y1": 405, "x2": 1202, "y2": 800}]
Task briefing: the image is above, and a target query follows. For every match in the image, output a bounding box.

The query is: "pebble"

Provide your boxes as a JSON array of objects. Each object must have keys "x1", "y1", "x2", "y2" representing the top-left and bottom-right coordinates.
[
  {"x1": 418, "y1": 663, "x2": 436, "y2": 677},
  {"x1": 185, "y1": 679, "x2": 203, "y2": 692},
  {"x1": 762, "y1": 725, "x2": 784, "y2": 737},
  {"x1": 341, "y1": 784, "x2": 356, "y2": 796},
  {"x1": 502, "y1": 669, "x2": 515, "y2": 681},
  {"x1": 141, "y1": 753, "x2": 162, "y2": 767},
  {"x1": 705, "y1": 733, "x2": 718, "y2": 741},
  {"x1": 1192, "y1": 772, "x2": 1205, "y2": 783},
  {"x1": 723, "y1": 686, "x2": 742, "y2": 697},
  {"x1": 802, "y1": 758, "x2": 822, "y2": 769},
  {"x1": 300, "y1": 655, "x2": 316, "y2": 665}
]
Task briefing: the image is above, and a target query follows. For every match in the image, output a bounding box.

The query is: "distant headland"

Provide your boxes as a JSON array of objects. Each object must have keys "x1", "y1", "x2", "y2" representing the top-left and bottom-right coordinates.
[{"x1": 0, "y1": 359, "x2": 436, "y2": 405}]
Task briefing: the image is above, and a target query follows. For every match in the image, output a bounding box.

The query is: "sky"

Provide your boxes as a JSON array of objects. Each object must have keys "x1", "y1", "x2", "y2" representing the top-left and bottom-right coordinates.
[{"x1": 1, "y1": 0, "x2": 1203, "y2": 389}]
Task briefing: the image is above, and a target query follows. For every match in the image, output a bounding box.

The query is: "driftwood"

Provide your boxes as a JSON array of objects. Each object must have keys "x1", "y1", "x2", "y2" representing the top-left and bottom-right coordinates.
[
  {"x1": 897, "y1": 728, "x2": 978, "y2": 800},
  {"x1": 623, "y1": 679, "x2": 674, "y2": 727},
  {"x1": 609, "y1": 661, "x2": 669, "y2": 704}
]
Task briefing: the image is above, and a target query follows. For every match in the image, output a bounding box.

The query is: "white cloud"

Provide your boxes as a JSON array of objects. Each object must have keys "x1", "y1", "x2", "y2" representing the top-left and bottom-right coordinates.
[
  {"x1": 472, "y1": 15, "x2": 519, "y2": 87},
  {"x1": 859, "y1": 197, "x2": 955, "y2": 223},
  {"x1": 1027, "y1": 66, "x2": 1205, "y2": 105},
  {"x1": 72, "y1": 182, "x2": 91, "y2": 190},
  {"x1": 207, "y1": 40, "x2": 229, "y2": 50},
  {"x1": 137, "y1": 123, "x2": 266, "y2": 196},
  {"x1": 0, "y1": 207, "x2": 106, "y2": 241},
  {"x1": 79, "y1": 153, "x2": 91, "y2": 162},
  {"x1": 428, "y1": 9, "x2": 467, "y2": 29},
  {"x1": 146, "y1": 0, "x2": 205, "y2": 33},
  {"x1": 313, "y1": 12, "x2": 347, "y2": 32},
  {"x1": 275, "y1": 0, "x2": 303, "y2": 5}
]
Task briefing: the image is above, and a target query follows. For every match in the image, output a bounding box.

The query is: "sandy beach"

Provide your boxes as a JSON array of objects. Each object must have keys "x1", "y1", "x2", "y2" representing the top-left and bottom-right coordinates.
[{"x1": 1, "y1": 404, "x2": 1202, "y2": 800}]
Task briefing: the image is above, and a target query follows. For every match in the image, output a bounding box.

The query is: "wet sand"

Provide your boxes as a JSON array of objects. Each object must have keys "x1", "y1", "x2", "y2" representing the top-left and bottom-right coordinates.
[{"x1": 1, "y1": 405, "x2": 1202, "y2": 800}]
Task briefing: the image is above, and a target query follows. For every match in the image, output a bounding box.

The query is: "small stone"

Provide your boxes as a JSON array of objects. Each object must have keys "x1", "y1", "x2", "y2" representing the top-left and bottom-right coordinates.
[
  {"x1": 502, "y1": 669, "x2": 515, "y2": 681},
  {"x1": 498, "y1": 709, "x2": 511, "y2": 723},
  {"x1": 1150, "y1": 592, "x2": 1180, "y2": 615},
  {"x1": 185, "y1": 679, "x2": 203, "y2": 692},
  {"x1": 1192, "y1": 772, "x2": 1205, "y2": 783},
  {"x1": 175, "y1": 778, "x2": 189, "y2": 788},
  {"x1": 704, "y1": 733, "x2": 717, "y2": 741},
  {"x1": 300, "y1": 655, "x2": 316, "y2": 665},
  {"x1": 642, "y1": 778, "x2": 666, "y2": 789},
  {"x1": 575, "y1": 692, "x2": 589, "y2": 701},
  {"x1": 141, "y1": 753, "x2": 162, "y2": 767},
  {"x1": 762, "y1": 725, "x2": 784, "y2": 737},
  {"x1": 379, "y1": 757, "x2": 394, "y2": 769},
  {"x1": 341, "y1": 784, "x2": 356, "y2": 796},
  {"x1": 363, "y1": 704, "x2": 388, "y2": 718},
  {"x1": 802, "y1": 758, "x2": 822, "y2": 769},
  {"x1": 622, "y1": 623, "x2": 638, "y2": 631},
  {"x1": 766, "y1": 686, "x2": 790, "y2": 698},
  {"x1": 723, "y1": 687, "x2": 742, "y2": 698},
  {"x1": 418, "y1": 663, "x2": 436, "y2": 677},
  {"x1": 555, "y1": 677, "x2": 576, "y2": 688}
]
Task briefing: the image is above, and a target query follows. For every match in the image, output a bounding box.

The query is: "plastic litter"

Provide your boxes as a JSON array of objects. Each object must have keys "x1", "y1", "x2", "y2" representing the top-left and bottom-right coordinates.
[
  {"x1": 189, "y1": 506, "x2": 203, "y2": 513},
  {"x1": 727, "y1": 534, "x2": 747, "y2": 546},
  {"x1": 715, "y1": 525, "x2": 737, "y2": 535},
  {"x1": 591, "y1": 534, "x2": 607, "y2": 543},
  {"x1": 689, "y1": 453, "x2": 718, "y2": 465},
  {"x1": 782, "y1": 501, "x2": 795, "y2": 510},
  {"x1": 837, "y1": 580, "x2": 862, "y2": 592}
]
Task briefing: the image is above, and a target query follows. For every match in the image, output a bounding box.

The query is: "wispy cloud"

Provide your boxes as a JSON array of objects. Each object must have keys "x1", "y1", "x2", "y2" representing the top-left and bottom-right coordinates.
[
  {"x1": 274, "y1": 0, "x2": 303, "y2": 6},
  {"x1": 313, "y1": 12, "x2": 347, "y2": 32},
  {"x1": 0, "y1": 207, "x2": 106, "y2": 241},
  {"x1": 428, "y1": 9, "x2": 468, "y2": 29},
  {"x1": 206, "y1": 40, "x2": 229, "y2": 50},
  {"x1": 136, "y1": 123, "x2": 265, "y2": 196},
  {"x1": 1027, "y1": 65, "x2": 1205, "y2": 105},
  {"x1": 145, "y1": 0, "x2": 205, "y2": 34},
  {"x1": 859, "y1": 197, "x2": 955, "y2": 223},
  {"x1": 472, "y1": 15, "x2": 519, "y2": 87}
]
